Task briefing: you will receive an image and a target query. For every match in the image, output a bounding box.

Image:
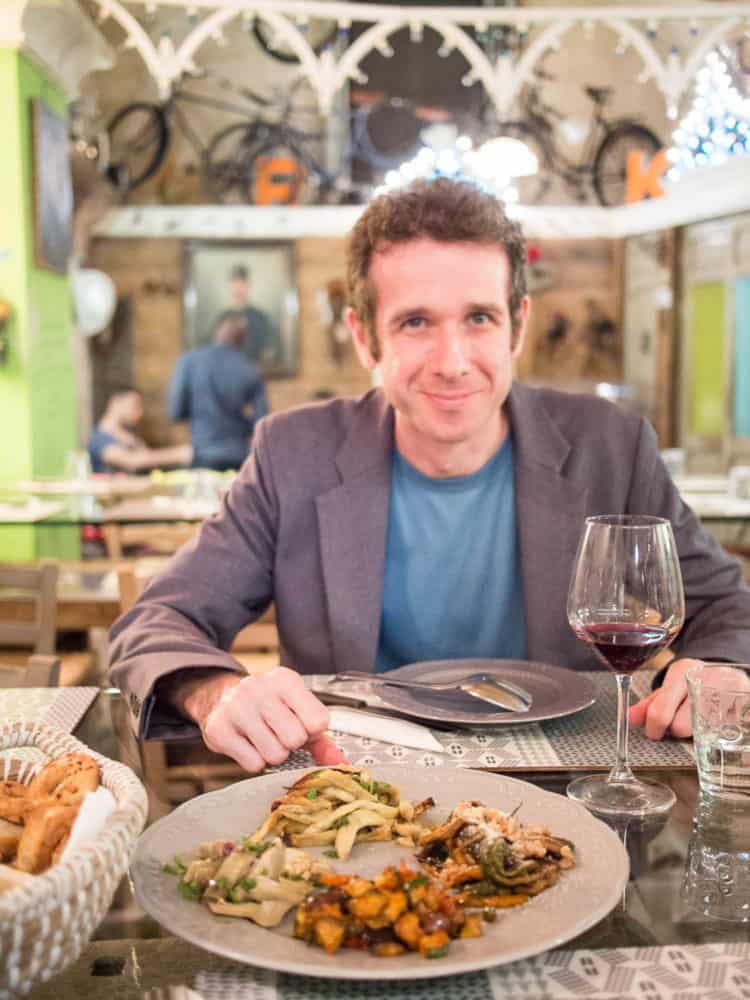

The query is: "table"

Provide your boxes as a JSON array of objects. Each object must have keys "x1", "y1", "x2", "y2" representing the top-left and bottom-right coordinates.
[{"x1": 13, "y1": 687, "x2": 748, "y2": 999}]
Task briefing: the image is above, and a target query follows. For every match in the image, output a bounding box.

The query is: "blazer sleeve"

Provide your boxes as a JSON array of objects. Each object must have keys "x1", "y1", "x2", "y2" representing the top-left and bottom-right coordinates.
[
  {"x1": 109, "y1": 416, "x2": 279, "y2": 738},
  {"x1": 627, "y1": 418, "x2": 750, "y2": 664}
]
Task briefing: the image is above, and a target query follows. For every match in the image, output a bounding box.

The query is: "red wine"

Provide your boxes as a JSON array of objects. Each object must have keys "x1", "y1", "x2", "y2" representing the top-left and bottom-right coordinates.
[{"x1": 579, "y1": 622, "x2": 672, "y2": 674}]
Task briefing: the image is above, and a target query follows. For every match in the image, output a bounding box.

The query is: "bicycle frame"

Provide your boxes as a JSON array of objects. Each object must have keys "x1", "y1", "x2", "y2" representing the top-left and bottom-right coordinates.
[{"x1": 522, "y1": 89, "x2": 611, "y2": 195}]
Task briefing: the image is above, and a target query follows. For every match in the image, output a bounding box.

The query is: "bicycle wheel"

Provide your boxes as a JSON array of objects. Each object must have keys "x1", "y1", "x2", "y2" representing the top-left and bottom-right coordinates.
[
  {"x1": 203, "y1": 122, "x2": 266, "y2": 203},
  {"x1": 106, "y1": 102, "x2": 169, "y2": 190},
  {"x1": 488, "y1": 121, "x2": 552, "y2": 205},
  {"x1": 351, "y1": 99, "x2": 425, "y2": 171},
  {"x1": 253, "y1": 16, "x2": 337, "y2": 63},
  {"x1": 592, "y1": 123, "x2": 661, "y2": 207}
]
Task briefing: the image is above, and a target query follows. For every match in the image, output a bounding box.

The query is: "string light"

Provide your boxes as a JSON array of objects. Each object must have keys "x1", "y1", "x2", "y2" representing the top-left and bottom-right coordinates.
[
  {"x1": 374, "y1": 135, "x2": 538, "y2": 205},
  {"x1": 667, "y1": 49, "x2": 750, "y2": 180}
]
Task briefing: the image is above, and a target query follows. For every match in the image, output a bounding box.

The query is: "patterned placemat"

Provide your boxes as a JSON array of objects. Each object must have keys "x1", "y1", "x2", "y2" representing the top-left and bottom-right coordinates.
[
  {"x1": 299, "y1": 672, "x2": 696, "y2": 773},
  {"x1": 0, "y1": 687, "x2": 100, "y2": 763},
  {"x1": 193, "y1": 942, "x2": 750, "y2": 1000}
]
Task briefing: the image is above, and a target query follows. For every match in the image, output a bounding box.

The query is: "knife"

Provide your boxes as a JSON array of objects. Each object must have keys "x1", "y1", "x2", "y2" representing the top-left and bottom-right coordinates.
[{"x1": 327, "y1": 706, "x2": 445, "y2": 753}]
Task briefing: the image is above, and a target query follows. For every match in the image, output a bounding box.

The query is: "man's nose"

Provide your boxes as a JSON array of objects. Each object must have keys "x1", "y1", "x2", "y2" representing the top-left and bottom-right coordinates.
[{"x1": 431, "y1": 327, "x2": 470, "y2": 376}]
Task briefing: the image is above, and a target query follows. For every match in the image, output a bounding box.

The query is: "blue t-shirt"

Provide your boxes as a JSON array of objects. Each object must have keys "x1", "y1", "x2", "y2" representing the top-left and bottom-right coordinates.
[
  {"x1": 88, "y1": 428, "x2": 119, "y2": 474},
  {"x1": 375, "y1": 439, "x2": 526, "y2": 672}
]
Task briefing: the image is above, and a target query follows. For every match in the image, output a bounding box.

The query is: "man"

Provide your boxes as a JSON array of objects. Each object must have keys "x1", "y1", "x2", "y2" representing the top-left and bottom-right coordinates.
[
  {"x1": 111, "y1": 178, "x2": 750, "y2": 775},
  {"x1": 219, "y1": 264, "x2": 280, "y2": 369},
  {"x1": 168, "y1": 314, "x2": 269, "y2": 472},
  {"x1": 89, "y1": 388, "x2": 192, "y2": 473}
]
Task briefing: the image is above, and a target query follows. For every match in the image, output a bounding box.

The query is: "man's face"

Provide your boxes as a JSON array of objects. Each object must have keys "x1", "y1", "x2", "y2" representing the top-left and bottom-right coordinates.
[
  {"x1": 348, "y1": 238, "x2": 528, "y2": 475},
  {"x1": 229, "y1": 278, "x2": 250, "y2": 308}
]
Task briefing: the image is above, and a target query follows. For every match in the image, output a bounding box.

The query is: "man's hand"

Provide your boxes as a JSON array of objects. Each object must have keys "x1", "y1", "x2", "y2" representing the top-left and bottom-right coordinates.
[
  {"x1": 177, "y1": 666, "x2": 348, "y2": 773},
  {"x1": 628, "y1": 658, "x2": 699, "y2": 740}
]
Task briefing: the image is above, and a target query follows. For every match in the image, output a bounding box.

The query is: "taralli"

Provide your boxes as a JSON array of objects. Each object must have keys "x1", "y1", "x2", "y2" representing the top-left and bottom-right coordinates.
[
  {"x1": 28, "y1": 753, "x2": 99, "y2": 803},
  {"x1": 0, "y1": 751, "x2": 101, "y2": 875},
  {"x1": 15, "y1": 803, "x2": 78, "y2": 874},
  {"x1": 0, "y1": 817, "x2": 22, "y2": 861},
  {"x1": 0, "y1": 780, "x2": 31, "y2": 823}
]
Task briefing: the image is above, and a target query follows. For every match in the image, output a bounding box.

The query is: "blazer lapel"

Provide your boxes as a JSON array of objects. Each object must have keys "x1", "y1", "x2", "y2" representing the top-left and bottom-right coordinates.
[
  {"x1": 316, "y1": 394, "x2": 394, "y2": 673},
  {"x1": 508, "y1": 384, "x2": 591, "y2": 663}
]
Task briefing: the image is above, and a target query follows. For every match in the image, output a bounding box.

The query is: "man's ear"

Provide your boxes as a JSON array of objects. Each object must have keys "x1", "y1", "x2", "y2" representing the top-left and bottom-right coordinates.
[
  {"x1": 512, "y1": 296, "x2": 531, "y2": 359},
  {"x1": 346, "y1": 307, "x2": 377, "y2": 370}
]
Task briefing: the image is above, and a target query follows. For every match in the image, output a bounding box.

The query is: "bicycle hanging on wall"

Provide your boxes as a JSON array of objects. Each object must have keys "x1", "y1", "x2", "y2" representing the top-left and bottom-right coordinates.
[
  {"x1": 105, "y1": 71, "x2": 440, "y2": 205},
  {"x1": 485, "y1": 68, "x2": 662, "y2": 206}
]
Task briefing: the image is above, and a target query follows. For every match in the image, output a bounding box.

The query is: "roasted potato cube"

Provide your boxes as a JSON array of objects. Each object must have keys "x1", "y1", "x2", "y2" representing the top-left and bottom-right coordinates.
[
  {"x1": 418, "y1": 930, "x2": 450, "y2": 956},
  {"x1": 373, "y1": 941, "x2": 406, "y2": 957},
  {"x1": 346, "y1": 878, "x2": 375, "y2": 898},
  {"x1": 374, "y1": 867, "x2": 401, "y2": 892},
  {"x1": 382, "y1": 890, "x2": 408, "y2": 923},
  {"x1": 460, "y1": 914, "x2": 484, "y2": 938},
  {"x1": 313, "y1": 916, "x2": 347, "y2": 954},
  {"x1": 348, "y1": 890, "x2": 387, "y2": 920},
  {"x1": 394, "y1": 910, "x2": 422, "y2": 950}
]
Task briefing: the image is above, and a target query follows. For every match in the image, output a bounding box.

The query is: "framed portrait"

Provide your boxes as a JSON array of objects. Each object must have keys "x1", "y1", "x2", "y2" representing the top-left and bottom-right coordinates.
[
  {"x1": 183, "y1": 241, "x2": 299, "y2": 378},
  {"x1": 31, "y1": 99, "x2": 73, "y2": 274}
]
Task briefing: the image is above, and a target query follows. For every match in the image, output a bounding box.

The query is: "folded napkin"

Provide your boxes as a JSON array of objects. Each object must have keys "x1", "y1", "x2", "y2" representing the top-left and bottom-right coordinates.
[{"x1": 327, "y1": 707, "x2": 444, "y2": 753}]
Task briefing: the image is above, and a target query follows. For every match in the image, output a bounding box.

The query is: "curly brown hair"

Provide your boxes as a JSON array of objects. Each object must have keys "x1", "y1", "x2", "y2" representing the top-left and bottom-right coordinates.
[{"x1": 346, "y1": 177, "x2": 528, "y2": 360}]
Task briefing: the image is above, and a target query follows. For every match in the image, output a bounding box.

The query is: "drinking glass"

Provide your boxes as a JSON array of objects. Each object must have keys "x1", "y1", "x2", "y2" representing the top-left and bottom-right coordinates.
[{"x1": 566, "y1": 515, "x2": 685, "y2": 816}]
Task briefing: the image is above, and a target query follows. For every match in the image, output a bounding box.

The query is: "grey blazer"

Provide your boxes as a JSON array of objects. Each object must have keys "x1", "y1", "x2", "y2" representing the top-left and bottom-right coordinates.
[{"x1": 110, "y1": 384, "x2": 750, "y2": 737}]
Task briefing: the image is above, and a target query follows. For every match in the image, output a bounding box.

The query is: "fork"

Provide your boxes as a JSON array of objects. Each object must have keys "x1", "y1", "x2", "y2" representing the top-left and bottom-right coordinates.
[{"x1": 330, "y1": 671, "x2": 533, "y2": 712}]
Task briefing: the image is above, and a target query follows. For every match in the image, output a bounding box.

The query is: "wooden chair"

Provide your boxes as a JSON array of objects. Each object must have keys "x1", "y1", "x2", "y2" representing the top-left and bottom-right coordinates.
[
  {"x1": 116, "y1": 562, "x2": 279, "y2": 818},
  {"x1": 0, "y1": 654, "x2": 60, "y2": 688},
  {"x1": 103, "y1": 522, "x2": 200, "y2": 560},
  {"x1": 0, "y1": 561, "x2": 96, "y2": 687}
]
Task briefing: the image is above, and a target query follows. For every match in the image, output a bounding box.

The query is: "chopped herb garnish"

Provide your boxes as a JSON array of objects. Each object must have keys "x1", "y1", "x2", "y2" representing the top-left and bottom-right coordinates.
[
  {"x1": 177, "y1": 880, "x2": 203, "y2": 902},
  {"x1": 323, "y1": 849, "x2": 339, "y2": 858},
  {"x1": 406, "y1": 874, "x2": 429, "y2": 890},
  {"x1": 162, "y1": 854, "x2": 187, "y2": 876},
  {"x1": 239, "y1": 877, "x2": 257, "y2": 891},
  {"x1": 240, "y1": 838, "x2": 270, "y2": 854},
  {"x1": 426, "y1": 945, "x2": 449, "y2": 959},
  {"x1": 331, "y1": 817, "x2": 349, "y2": 829},
  {"x1": 228, "y1": 888, "x2": 245, "y2": 903},
  {"x1": 306, "y1": 788, "x2": 319, "y2": 800},
  {"x1": 215, "y1": 877, "x2": 232, "y2": 897}
]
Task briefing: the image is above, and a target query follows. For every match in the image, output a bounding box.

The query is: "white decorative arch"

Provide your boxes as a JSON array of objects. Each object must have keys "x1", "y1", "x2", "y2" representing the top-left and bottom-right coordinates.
[{"x1": 86, "y1": 1, "x2": 750, "y2": 116}]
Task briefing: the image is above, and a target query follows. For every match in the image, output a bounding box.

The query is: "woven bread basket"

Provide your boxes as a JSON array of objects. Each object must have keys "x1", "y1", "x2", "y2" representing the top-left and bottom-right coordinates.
[{"x1": 0, "y1": 720, "x2": 148, "y2": 998}]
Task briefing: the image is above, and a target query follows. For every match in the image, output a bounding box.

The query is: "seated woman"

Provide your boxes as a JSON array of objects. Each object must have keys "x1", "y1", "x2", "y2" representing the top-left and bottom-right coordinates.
[{"x1": 89, "y1": 388, "x2": 192, "y2": 474}]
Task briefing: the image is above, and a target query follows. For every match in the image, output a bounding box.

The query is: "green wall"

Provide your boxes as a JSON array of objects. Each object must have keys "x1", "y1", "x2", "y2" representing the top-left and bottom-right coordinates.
[
  {"x1": 688, "y1": 281, "x2": 726, "y2": 438},
  {"x1": 0, "y1": 49, "x2": 78, "y2": 560}
]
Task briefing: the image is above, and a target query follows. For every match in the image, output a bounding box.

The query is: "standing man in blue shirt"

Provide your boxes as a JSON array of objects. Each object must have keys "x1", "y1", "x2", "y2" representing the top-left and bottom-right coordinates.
[{"x1": 168, "y1": 313, "x2": 269, "y2": 471}]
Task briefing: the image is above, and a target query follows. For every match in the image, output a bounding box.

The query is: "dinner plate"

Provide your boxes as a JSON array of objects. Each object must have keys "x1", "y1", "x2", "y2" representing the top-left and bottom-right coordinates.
[
  {"x1": 374, "y1": 659, "x2": 597, "y2": 725},
  {"x1": 131, "y1": 765, "x2": 628, "y2": 980}
]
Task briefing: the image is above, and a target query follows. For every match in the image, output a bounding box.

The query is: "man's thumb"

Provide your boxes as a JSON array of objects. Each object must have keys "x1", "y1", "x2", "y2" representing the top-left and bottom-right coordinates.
[{"x1": 307, "y1": 733, "x2": 348, "y2": 765}]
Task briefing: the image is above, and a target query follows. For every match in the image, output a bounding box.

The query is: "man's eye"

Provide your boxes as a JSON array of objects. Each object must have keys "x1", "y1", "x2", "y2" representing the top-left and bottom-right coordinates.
[
  {"x1": 469, "y1": 312, "x2": 491, "y2": 325},
  {"x1": 402, "y1": 316, "x2": 425, "y2": 330}
]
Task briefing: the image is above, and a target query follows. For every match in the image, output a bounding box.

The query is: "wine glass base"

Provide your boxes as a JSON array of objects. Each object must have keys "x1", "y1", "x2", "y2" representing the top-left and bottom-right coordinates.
[{"x1": 567, "y1": 774, "x2": 676, "y2": 817}]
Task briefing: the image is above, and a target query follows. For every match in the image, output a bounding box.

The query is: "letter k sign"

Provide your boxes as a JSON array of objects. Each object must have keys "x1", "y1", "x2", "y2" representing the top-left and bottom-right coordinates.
[{"x1": 626, "y1": 149, "x2": 668, "y2": 203}]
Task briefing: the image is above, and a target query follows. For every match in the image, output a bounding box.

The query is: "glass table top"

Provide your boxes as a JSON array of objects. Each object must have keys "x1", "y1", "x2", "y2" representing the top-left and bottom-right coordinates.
[{"x1": 8, "y1": 686, "x2": 750, "y2": 998}]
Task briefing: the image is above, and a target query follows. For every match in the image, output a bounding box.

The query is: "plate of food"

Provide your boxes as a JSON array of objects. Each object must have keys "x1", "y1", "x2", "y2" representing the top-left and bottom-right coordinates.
[
  {"x1": 363, "y1": 660, "x2": 598, "y2": 725},
  {"x1": 131, "y1": 764, "x2": 628, "y2": 979}
]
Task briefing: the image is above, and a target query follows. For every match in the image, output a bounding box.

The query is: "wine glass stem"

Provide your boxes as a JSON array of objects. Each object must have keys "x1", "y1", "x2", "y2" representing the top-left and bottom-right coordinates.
[{"x1": 610, "y1": 672, "x2": 636, "y2": 785}]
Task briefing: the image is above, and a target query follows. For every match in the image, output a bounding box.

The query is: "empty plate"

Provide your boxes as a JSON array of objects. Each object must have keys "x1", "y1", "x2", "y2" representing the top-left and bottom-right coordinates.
[{"x1": 375, "y1": 659, "x2": 597, "y2": 725}]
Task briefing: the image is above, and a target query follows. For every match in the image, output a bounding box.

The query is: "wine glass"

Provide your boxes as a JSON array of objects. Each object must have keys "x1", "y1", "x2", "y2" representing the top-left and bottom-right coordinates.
[{"x1": 566, "y1": 515, "x2": 685, "y2": 816}]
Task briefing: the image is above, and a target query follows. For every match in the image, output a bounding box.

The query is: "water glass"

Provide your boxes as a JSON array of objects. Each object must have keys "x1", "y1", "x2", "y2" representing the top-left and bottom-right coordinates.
[
  {"x1": 686, "y1": 664, "x2": 750, "y2": 800},
  {"x1": 681, "y1": 791, "x2": 750, "y2": 922}
]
